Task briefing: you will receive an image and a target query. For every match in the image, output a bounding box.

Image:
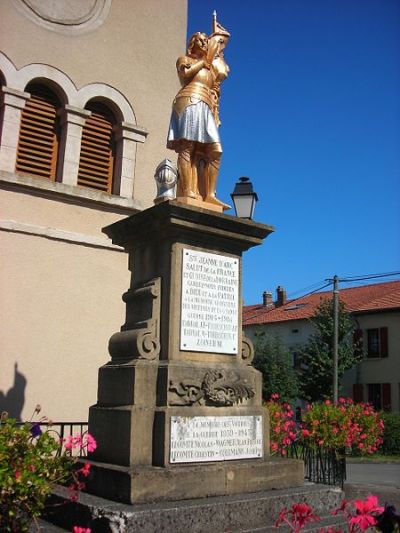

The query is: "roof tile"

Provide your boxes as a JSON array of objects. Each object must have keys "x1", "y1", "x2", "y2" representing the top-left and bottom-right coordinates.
[{"x1": 243, "y1": 280, "x2": 400, "y2": 325}]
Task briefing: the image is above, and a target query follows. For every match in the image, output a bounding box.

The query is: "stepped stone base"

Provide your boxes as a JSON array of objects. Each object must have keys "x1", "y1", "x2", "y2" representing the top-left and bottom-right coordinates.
[
  {"x1": 45, "y1": 483, "x2": 344, "y2": 533},
  {"x1": 84, "y1": 456, "x2": 304, "y2": 504}
]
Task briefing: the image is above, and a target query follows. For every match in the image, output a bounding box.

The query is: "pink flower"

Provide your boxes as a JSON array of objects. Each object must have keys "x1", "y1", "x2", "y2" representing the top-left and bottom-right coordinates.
[
  {"x1": 271, "y1": 393, "x2": 280, "y2": 400},
  {"x1": 85, "y1": 433, "x2": 97, "y2": 453},
  {"x1": 350, "y1": 496, "x2": 384, "y2": 532},
  {"x1": 72, "y1": 528, "x2": 91, "y2": 533},
  {"x1": 79, "y1": 462, "x2": 91, "y2": 477}
]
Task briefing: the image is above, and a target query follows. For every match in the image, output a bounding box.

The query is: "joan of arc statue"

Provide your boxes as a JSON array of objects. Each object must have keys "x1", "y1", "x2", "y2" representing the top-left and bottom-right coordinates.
[{"x1": 167, "y1": 13, "x2": 230, "y2": 211}]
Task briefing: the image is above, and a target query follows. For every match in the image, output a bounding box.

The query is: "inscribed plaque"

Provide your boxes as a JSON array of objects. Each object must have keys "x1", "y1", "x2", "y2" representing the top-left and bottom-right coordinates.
[
  {"x1": 180, "y1": 249, "x2": 239, "y2": 354},
  {"x1": 170, "y1": 415, "x2": 263, "y2": 463}
]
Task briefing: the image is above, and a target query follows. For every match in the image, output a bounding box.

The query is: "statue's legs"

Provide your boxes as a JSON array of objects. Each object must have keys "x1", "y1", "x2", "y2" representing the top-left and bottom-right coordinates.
[
  {"x1": 203, "y1": 143, "x2": 230, "y2": 209},
  {"x1": 177, "y1": 141, "x2": 201, "y2": 199}
]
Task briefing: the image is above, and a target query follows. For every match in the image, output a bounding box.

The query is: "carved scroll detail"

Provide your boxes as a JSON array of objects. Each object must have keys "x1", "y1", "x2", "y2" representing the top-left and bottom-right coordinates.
[
  {"x1": 241, "y1": 335, "x2": 254, "y2": 365},
  {"x1": 169, "y1": 369, "x2": 255, "y2": 407},
  {"x1": 108, "y1": 278, "x2": 161, "y2": 362}
]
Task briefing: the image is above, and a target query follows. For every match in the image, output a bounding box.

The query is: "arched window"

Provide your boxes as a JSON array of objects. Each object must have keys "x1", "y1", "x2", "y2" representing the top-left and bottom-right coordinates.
[
  {"x1": 77, "y1": 100, "x2": 117, "y2": 193},
  {"x1": 16, "y1": 83, "x2": 62, "y2": 181}
]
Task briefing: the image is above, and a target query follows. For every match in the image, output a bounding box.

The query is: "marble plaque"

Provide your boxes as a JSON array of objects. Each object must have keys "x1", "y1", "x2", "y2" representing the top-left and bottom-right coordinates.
[
  {"x1": 180, "y1": 249, "x2": 239, "y2": 354},
  {"x1": 170, "y1": 415, "x2": 263, "y2": 463}
]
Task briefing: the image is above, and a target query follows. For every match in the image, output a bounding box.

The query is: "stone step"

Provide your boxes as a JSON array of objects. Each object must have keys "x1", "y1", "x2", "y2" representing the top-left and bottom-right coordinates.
[{"x1": 44, "y1": 483, "x2": 344, "y2": 533}]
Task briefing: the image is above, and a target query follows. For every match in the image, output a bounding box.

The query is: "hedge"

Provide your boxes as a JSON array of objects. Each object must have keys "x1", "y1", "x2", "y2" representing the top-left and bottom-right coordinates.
[{"x1": 381, "y1": 412, "x2": 400, "y2": 455}]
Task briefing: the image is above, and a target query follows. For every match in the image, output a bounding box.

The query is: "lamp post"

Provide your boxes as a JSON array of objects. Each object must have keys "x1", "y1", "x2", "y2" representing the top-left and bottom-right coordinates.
[{"x1": 230, "y1": 177, "x2": 258, "y2": 219}]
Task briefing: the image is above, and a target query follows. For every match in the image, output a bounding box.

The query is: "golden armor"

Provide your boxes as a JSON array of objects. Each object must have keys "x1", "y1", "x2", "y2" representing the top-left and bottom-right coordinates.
[{"x1": 166, "y1": 14, "x2": 230, "y2": 211}]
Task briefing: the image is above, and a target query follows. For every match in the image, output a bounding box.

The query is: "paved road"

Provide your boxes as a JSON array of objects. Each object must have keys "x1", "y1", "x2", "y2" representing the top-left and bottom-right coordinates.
[{"x1": 346, "y1": 463, "x2": 400, "y2": 488}]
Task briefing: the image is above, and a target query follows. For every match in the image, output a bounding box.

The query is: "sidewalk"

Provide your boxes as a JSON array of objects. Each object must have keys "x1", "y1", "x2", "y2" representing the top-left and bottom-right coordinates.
[{"x1": 344, "y1": 462, "x2": 400, "y2": 510}]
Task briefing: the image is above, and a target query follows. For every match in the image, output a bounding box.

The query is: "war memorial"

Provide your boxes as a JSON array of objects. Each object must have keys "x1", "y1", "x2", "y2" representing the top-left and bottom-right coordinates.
[{"x1": 49, "y1": 14, "x2": 342, "y2": 532}]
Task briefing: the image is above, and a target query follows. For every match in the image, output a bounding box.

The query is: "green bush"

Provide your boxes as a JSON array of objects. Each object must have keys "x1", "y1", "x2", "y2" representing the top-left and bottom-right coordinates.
[
  {"x1": 0, "y1": 412, "x2": 96, "y2": 532},
  {"x1": 381, "y1": 413, "x2": 400, "y2": 455}
]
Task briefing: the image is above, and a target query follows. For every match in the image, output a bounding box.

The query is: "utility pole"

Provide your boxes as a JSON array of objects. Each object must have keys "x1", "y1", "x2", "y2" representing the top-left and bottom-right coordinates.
[{"x1": 332, "y1": 275, "x2": 339, "y2": 402}]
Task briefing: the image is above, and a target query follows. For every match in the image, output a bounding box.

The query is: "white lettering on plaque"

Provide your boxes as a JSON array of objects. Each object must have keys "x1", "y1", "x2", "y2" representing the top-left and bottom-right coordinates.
[
  {"x1": 180, "y1": 249, "x2": 239, "y2": 354},
  {"x1": 170, "y1": 416, "x2": 263, "y2": 463}
]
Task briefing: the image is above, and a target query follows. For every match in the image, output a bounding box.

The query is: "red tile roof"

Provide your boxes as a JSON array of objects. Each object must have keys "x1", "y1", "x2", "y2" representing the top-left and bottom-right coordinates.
[{"x1": 243, "y1": 280, "x2": 400, "y2": 326}]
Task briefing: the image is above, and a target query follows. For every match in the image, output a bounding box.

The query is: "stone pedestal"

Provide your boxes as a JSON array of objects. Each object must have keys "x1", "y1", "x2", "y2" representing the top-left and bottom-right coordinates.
[{"x1": 87, "y1": 200, "x2": 303, "y2": 504}]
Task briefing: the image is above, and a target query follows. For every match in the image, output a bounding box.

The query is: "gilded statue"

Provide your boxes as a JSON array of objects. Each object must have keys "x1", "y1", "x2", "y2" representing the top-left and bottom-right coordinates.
[{"x1": 167, "y1": 13, "x2": 230, "y2": 211}]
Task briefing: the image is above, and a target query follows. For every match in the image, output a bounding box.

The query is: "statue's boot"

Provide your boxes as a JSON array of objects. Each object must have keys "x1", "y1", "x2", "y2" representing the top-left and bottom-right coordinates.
[
  {"x1": 204, "y1": 158, "x2": 231, "y2": 210},
  {"x1": 204, "y1": 193, "x2": 231, "y2": 210}
]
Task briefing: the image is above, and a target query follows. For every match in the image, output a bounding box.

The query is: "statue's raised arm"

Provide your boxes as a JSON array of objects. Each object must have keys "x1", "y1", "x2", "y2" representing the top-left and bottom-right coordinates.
[{"x1": 166, "y1": 13, "x2": 230, "y2": 212}]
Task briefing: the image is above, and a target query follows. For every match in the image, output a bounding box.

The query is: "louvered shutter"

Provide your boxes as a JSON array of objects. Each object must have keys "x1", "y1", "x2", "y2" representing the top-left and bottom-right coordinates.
[
  {"x1": 382, "y1": 383, "x2": 391, "y2": 411},
  {"x1": 16, "y1": 84, "x2": 60, "y2": 180},
  {"x1": 0, "y1": 86, "x2": 4, "y2": 146},
  {"x1": 379, "y1": 327, "x2": 388, "y2": 358},
  {"x1": 77, "y1": 102, "x2": 115, "y2": 193},
  {"x1": 353, "y1": 384, "x2": 363, "y2": 403}
]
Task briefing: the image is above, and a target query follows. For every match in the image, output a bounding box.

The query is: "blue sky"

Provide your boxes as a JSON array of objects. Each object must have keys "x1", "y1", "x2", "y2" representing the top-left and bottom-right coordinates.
[{"x1": 187, "y1": 0, "x2": 400, "y2": 305}]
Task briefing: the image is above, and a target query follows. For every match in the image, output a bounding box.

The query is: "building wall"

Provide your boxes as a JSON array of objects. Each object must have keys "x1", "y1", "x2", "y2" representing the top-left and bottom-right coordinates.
[
  {"x1": 0, "y1": 0, "x2": 187, "y2": 420},
  {"x1": 341, "y1": 312, "x2": 400, "y2": 412},
  {"x1": 0, "y1": 0, "x2": 187, "y2": 207},
  {"x1": 244, "y1": 310, "x2": 400, "y2": 413},
  {"x1": 245, "y1": 319, "x2": 314, "y2": 355}
]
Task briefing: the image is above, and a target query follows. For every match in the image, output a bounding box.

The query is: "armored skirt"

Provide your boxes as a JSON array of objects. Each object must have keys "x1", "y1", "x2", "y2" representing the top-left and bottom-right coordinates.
[{"x1": 167, "y1": 101, "x2": 220, "y2": 150}]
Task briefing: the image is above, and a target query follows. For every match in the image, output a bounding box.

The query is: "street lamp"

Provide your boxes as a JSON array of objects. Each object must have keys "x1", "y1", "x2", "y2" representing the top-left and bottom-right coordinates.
[{"x1": 230, "y1": 177, "x2": 258, "y2": 220}]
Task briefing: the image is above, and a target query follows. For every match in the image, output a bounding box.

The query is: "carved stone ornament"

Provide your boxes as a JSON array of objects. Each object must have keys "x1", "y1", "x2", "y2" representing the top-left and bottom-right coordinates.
[
  {"x1": 12, "y1": 0, "x2": 112, "y2": 34},
  {"x1": 169, "y1": 369, "x2": 255, "y2": 407},
  {"x1": 108, "y1": 278, "x2": 161, "y2": 362},
  {"x1": 241, "y1": 335, "x2": 255, "y2": 365}
]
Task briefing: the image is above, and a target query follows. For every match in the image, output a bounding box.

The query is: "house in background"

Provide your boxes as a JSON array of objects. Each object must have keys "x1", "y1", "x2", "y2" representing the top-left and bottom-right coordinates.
[
  {"x1": 243, "y1": 280, "x2": 400, "y2": 413},
  {"x1": 0, "y1": 0, "x2": 187, "y2": 421}
]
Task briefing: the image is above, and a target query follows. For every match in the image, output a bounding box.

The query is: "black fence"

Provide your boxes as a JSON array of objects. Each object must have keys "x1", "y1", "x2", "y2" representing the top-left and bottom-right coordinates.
[
  {"x1": 288, "y1": 442, "x2": 347, "y2": 487},
  {"x1": 16, "y1": 421, "x2": 89, "y2": 457}
]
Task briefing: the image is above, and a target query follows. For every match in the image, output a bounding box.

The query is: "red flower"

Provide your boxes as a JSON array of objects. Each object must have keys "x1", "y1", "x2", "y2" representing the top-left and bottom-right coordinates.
[{"x1": 78, "y1": 462, "x2": 91, "y2": 477}]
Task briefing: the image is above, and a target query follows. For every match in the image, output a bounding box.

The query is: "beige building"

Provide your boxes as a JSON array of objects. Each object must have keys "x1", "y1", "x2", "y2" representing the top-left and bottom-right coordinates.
[
  {"x1": 243, "y1": 281, "x2": 400, "y2": 413},
  {"x1": 0, "y1": 0, "x2": 187, "y2": 421}
]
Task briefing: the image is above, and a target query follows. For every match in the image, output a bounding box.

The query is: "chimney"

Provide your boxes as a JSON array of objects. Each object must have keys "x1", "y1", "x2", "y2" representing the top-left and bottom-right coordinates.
[
  {"x1": 262, "y1": 291, "x2": 273, "y2": 307},
  {"x1": 276, "y1": 285, "x2": 287, "y2": 307}
]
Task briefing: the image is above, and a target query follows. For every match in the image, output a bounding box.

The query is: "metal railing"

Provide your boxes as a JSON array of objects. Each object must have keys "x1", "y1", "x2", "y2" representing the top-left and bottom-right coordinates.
[
  {"x1": 288, "y1": 442, "x2": 347, "y2": 487},
  {"x1": 16, "y1": 421, "x2": 89, "y2": 457}
]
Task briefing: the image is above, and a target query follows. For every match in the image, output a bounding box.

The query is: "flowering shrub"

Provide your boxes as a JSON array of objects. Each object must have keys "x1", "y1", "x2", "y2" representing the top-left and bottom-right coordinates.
[
  {"x1": 275, "y1": 502, "x2": 320, "y2": 532},
  {"x1": 300, "y1": 398, "x2": 384, "y2": 454},
  {"x1": 0, "y1": 408, "x2": 96, "y2": 532},
  {"x1": 266, "y1": 394, "x2": 298, "y2": 455},
  {"x1": 275, "y1": 496, "x2": 390, "y2": 533}
]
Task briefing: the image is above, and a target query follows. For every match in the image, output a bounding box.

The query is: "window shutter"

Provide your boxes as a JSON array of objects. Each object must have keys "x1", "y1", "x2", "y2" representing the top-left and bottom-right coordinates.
[
  {"x1": 382, "y1": 383, "x2": 391, "y2": 411},
  {"x1": 16, "y1": 84, "x2": 60, "y2": 180},
  {"x1": 77, "y1": 102, "x2": 115, "y2": 193},
  {"x1": 353, "y1": 329, "x2": 363, "y2": 357},
  {"x1": 379, "y1": 327, "x2": 388, "y2": 357},
  {"x1": 353, "y1": 383, "x2": 363, "y2": 403}
]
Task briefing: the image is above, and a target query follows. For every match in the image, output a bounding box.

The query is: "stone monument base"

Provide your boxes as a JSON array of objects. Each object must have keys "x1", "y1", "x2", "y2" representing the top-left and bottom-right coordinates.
[
  {"x1": 45, "y1": 483, "x2": 344, "y2": 533},
  {"x1": 84, "y1": 457, "x2": 304, "y2": 504}
]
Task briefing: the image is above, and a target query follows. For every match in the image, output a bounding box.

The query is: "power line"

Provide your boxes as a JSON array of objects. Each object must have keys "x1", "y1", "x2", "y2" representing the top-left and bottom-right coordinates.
[
  {"x1": 326, "y1": 271, "x2": 400, "y2": 283},
  {"x1": 287, "y1": 280, "x2": 328, "y2": 299},
  {"x1": 339, "y1": 271, "x2": 400, "y2": 283}
]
